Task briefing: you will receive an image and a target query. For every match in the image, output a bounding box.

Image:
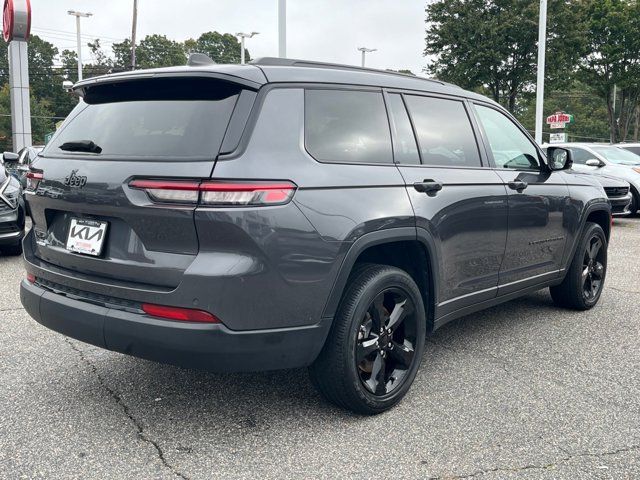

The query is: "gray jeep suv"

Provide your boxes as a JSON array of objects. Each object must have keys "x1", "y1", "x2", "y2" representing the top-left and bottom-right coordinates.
[{"x1": 20, "y1": 57, "x2": 611, "y2": 414}]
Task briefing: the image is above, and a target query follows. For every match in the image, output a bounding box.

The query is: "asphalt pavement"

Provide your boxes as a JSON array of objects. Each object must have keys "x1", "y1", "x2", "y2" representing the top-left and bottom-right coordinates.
[{"x1": 1, "y1": 218, "x2": 640, "y2": 479}]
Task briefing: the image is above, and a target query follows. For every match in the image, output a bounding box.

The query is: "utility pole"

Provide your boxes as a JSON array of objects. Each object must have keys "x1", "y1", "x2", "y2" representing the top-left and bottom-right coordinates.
[
  {"x1": 534, "y1": 0, "x2": 547, "y2": 145},
  {"x1": 236, "y1": 32, "x2": 259, "y2": 64},
  {"x1": 278, "y1": 0, "x2": 286, "y2": 58},
  {"x1": 357, "y1": 47, "x2": 377, "y2": 68},
  {"x1": 131, "y1": 0, "x2": 138, "y2": 70},
  {"x1": 67, "y1": 10, "x2": 93, "y2": 81}
]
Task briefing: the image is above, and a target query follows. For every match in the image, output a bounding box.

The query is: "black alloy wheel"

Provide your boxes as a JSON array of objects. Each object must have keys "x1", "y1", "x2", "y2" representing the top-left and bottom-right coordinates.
[
  {"x1": 355, "y1": 288, "x2": 418, "y2": 396},
  {"x1": 310, "y1": 264, "x2": 426, "y2": 414}
]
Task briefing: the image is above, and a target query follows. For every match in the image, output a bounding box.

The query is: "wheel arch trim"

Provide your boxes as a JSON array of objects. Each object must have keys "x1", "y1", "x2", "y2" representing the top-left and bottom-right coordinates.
[{"x1": 321, "y1": 227, "x2": 439, "y2": 324}]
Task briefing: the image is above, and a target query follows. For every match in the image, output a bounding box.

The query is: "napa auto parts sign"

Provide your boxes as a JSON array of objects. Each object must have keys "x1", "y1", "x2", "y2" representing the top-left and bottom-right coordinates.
[
  {"x1": 3, "y1": 0, "x2": 31, "y2": 42},
  {"x1": 546, "y1": 112, "x2": 574, "y2": 129}
]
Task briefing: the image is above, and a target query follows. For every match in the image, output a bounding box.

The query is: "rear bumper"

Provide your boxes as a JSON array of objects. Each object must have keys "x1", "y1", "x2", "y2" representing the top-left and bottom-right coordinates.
[{"x1": 20, "y1": 279, "x2": 331, "y2": 372}]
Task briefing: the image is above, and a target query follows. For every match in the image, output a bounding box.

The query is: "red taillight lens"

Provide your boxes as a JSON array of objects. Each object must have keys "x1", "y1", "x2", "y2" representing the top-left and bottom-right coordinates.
[
  {"x1": 200, "y1": 181, "x2": 296, "y2": 206},
  {"x1": 129, "y1": 179, "x2": 200, "y2": 204},
  {"x1": 26, "y1": 172, "x2": 43, "y2": 192},
  {"x1": 129, "y1": 179, "x2": 297, "y2": 206},
  {"x1": 142, "y1": 303, "x2": 220, "y2": 323},
  {"x1": 26, "y1": 273, "x2": 35, "y2": 283}
]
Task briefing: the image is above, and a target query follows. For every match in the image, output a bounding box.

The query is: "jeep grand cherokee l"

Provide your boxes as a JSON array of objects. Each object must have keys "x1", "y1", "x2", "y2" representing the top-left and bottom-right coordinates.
[{"x1": 20, "y1": 57, "x2": 611, "y2": 414}]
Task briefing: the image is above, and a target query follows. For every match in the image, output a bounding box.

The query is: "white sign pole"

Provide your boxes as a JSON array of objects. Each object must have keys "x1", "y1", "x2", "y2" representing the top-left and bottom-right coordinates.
[
  {"x1": 534, "y1": 0, "x2": 548, "y2": 145},
  {"x1": 8, "y1": 40, "x2": 31, "y2": 151}
]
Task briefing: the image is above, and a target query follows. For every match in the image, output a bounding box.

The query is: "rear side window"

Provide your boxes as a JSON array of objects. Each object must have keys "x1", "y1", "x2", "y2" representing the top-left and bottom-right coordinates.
[
  {"x1": 404, "y1": 95, "x2": 481, "y2": 167},
  {"x1": 305, "y1": 89, "x2": 393, "y2": 164},
  {"x1": 45, "y1": 78, "x2": 242, "y2": 160}
]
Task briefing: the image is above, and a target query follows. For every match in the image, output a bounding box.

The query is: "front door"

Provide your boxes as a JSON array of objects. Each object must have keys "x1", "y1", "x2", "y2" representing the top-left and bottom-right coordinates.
[
  {"x1": 387, "y1": 92, "x2": 509, "y2": 318},
  {"x1": 472, "y1": 103, "x2": 571, "y2": 295}
]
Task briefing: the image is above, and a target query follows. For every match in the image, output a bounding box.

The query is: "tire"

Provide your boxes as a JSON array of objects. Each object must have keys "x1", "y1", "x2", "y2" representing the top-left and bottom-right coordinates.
[
  {"x1": 309, "y1": 263, "x2": 426, "y2": 415},
  {"x1": 550, "y1": 222, "x2": 607, "y2": 310},
  {"x1": 629, "y1": 191, "x2": 639, "y2": 216},
  {"x1": 2, "y1": 242, "x2": 23, "y2": 256}
]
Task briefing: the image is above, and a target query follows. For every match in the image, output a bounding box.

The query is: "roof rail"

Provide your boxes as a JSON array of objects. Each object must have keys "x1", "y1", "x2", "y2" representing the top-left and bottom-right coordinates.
[{"x1": 250, "y1": 57, "x2": 444, "y2": 85}]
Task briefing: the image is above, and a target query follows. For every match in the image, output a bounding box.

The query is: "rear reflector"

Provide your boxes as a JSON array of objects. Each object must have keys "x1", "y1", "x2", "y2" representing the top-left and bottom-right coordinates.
[
  {"x1": 142, "y1": 303, "x2": 220, "y2": 323},
  {"x1": 26, "y1": 273, "x2": 35, "y2": 283},
  {"x1": 129, "y1": 179, "x2": 296, "y2": 206}
]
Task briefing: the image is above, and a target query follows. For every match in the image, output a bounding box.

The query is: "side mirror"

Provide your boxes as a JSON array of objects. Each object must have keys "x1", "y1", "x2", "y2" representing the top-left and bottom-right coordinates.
[
  {"x1": 585, "y1": 158, "x2": 604, "y2": 167},
  {"x1": 2, "y1": 152, "x2": 19, "y2": 164},
  {"x1": 546, "y1": 147, "x2": 572, "y2": 171}
]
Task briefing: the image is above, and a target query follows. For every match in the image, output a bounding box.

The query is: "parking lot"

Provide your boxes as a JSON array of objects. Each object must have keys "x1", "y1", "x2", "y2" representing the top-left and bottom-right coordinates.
[{"x1": 0, "y1": 218, "x2": 638, "y2": 479}]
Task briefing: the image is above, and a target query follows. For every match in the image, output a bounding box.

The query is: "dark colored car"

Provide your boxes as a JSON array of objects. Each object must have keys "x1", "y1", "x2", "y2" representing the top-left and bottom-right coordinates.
[
  {"x1": 0, "y1": 162, "x2": 25, "y2": 255},
  {"x1": 591, "y1": 174, "x2": 632, "y2": 215},
  {"x1": 20, "y1": 57, "x2": 611, "y2": 414}
]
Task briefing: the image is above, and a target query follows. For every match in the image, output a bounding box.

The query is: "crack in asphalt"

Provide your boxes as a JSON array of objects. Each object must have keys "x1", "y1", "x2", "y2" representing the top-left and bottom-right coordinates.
[
  {"x1": 0, "y1": 307, "x2": 24, "y2": 312},
  {"x1": 427, "y1": 444, "x2": 640, "y2": 478},
  {"x1": 64, "y1": 338, "x2": 190, "y2": 480},
  {"x1": 607, "y1": 286, "x2": 640, "y2": 295}
]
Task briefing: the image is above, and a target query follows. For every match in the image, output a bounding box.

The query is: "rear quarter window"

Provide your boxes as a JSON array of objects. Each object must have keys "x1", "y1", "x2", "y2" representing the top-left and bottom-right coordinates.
[{"x1": 304, "y1": 89, "x2": 393, "y2": 164}]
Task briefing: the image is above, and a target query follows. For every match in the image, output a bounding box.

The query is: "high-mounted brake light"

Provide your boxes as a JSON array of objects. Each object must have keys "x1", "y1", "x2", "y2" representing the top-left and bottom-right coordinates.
[
  {"x1": 26, "y1": 172, "x2": 43, "y2": 192},
  {"x1": 142, "y1": 303, "x2": 221, "y2": 323},
  {"x1": 129, "y1": 179, "x2": 297, "y2": 206}
]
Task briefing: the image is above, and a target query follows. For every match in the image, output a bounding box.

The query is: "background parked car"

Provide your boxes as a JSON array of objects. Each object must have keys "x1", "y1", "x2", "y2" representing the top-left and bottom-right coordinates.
[
  {"x1": 590, "y1": 174, "x2": 633, "y2": 216},
  {"x1": 3, "y1": 146, "x2": 44, "y2": 189},
  {"x1": 0, "y1": 160, "x2": 26, "y2": 256},
  {"x1": 616, "y1": 143, "x2": 640, "y2": 157},
  {"x1": 551, "y1": 143, "x2": 640, "y2": 215}
]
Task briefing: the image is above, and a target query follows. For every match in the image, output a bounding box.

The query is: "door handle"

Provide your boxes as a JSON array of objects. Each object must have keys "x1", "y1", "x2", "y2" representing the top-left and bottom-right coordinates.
[
  {"x1": 508, "y1": 180, "x2": 528, "y2": 192},
  {"x1": 413, "y1": 179, "x2": 443, "y2": 195}
]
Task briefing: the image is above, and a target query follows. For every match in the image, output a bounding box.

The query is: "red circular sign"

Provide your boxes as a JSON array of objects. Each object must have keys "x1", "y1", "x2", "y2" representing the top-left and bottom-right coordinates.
[
  {"x1": 3, "y1": 0, "x2": 30, "y2": 43},
  {"x1": 2, "y1": 0, "x2": 13, "y2": 42}
]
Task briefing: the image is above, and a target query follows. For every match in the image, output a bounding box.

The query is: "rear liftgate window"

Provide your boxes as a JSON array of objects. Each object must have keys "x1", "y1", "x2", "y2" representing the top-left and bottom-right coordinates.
[{"x1": 46, "y1": 78, "x2": 243, "y2": 160}]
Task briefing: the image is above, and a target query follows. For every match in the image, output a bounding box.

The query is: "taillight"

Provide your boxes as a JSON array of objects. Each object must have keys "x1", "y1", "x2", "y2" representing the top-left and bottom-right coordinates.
[
  {"x1": 129, "y1": 179, "x2": 297, "y2": 207},
  {"x1": 200, "y1": 181, "x2": 296, "y2": 206},
  {"x1": 142, "y1": 303, "x2": 220, "y2": 323},
  {"x1": 26, "y1": 273, "x2": 35, "y2": 283},
  {"x1": 26, "y1": 172, "x2": 43, "y2": 192}
]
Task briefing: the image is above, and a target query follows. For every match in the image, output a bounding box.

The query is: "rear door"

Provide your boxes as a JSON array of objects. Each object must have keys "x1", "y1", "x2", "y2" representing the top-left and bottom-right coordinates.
[
  {"x1": 26, "y1": 76, "x2": 252, "y2": 288},
  {"x1": 389, "y1": 92, "x2": 509, "y2": 317},
  {"x1": 471, "y1": 103, "x2": 571, "y2": 294}
]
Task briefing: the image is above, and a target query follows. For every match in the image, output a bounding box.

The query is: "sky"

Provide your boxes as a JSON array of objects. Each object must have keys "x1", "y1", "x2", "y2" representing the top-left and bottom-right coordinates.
[{"x1": 29, "y1": 0, "x2": 428, "y2": 74}]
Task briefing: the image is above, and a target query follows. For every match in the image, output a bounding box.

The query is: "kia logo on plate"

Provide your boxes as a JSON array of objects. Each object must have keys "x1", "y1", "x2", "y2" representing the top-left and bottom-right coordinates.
[{"x1": 64, "y1": 170, "x2": 87, "y2": 188}]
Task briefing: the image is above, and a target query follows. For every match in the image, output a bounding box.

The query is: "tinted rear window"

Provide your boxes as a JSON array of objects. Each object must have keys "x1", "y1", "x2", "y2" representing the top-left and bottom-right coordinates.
[
  {"x1": 404, "y1": 95, "x2": 481, "y2": 167},
  {"x1": 305, "y1": 89, "x2": 393, "y2": 164},
  {"x1": 45, "y1": 78, "x2": 241, "y2": 160}
]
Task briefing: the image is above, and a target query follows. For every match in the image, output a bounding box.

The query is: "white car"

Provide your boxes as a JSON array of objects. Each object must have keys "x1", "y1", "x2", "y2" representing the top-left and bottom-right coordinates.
[
  {"x1": 616, "y1": 143, "x2": 640, "y2": 157},
  {"x1": 548, "y1": 143, "x2": 640, "y2": 214}
]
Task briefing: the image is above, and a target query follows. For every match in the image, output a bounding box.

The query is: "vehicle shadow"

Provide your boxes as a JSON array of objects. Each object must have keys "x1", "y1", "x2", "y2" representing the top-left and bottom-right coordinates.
[{"x1": 59, "y1": 289, "x2": 562, "y2": 429}]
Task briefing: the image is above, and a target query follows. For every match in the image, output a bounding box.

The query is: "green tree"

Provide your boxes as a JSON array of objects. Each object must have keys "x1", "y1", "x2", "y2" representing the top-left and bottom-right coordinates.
[
  {"x1": 112, "y1": 35, "x2": 186, "y2": 69},
  {"x1": 578, "y1": 0, "x2": 640, "y2": 142},
  {"x1": 192, "y1": 32, "x2": 248, "y2": 64},
  {"x1": 424, "y1": 0, "x2": 584, "y2": 113},
  {"x1": 0, "y1": 83, "x2": 55, "y2": 151}
]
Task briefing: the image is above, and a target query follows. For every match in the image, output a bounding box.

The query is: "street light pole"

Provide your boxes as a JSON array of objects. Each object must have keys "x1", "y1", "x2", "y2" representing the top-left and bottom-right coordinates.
[
  {"x1": 236, "y1": 32, "x2": 259, "y2": 64},
  {"x1": 278, "y1": 0, "x2": 286, "y2": 58},
  {"x1": 534, "y1": 0, "x2": 547, "y2": 145},
  {"x1": 131, "y1": 0, "x2": 138, "y2": 70},
  {"x1": 67, "y1": 10, "x2": 93, "y2": 81},
  {"x1": 357, "y1": 47, "x2": 377, "y2": 68}
]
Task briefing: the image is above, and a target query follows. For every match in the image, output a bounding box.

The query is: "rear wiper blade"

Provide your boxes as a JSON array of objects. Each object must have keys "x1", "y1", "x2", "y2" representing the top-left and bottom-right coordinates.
[{"x1": 59, "y1": 140, "x2": 102, "y2": 154}]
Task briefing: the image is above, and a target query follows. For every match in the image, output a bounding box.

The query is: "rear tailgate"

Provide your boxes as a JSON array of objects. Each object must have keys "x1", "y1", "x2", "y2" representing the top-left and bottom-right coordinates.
[{"x1": 26, "y1": 75, "x2": 257, "y2": 288}]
